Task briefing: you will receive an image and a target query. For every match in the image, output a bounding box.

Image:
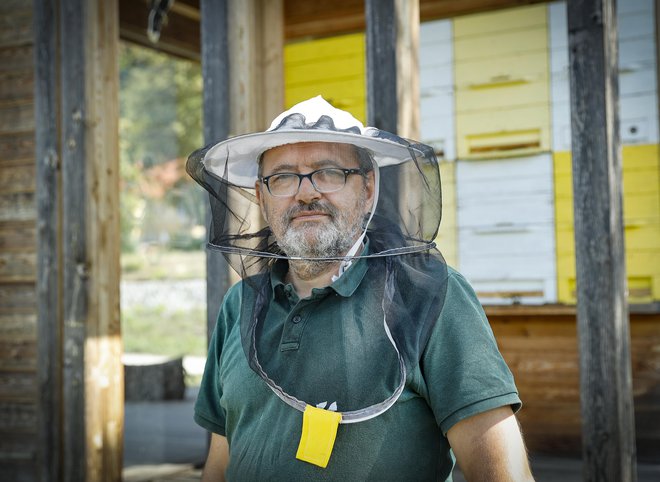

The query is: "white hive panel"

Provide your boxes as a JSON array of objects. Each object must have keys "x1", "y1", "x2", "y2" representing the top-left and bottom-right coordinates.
[
  {"x1": 549, "y1": 0, "x2": 659, "y2": 148},
  {"x1": 456, "y1": 154, "x2": 557, "y2": 304},
  {"x1": 549, "y1": 2, "x2": 571, "y2": 152},
  {"x1": 420, "y1": 19, "x2": 455, "y2": 160}
]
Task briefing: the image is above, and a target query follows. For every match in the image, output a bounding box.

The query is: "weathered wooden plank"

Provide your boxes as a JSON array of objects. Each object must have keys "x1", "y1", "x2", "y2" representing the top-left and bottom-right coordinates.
[
  {"x1": 283, "y1": 0, "x2": 548, "y2": 40},
  {"x1": 0, "y1": 401, "x2": 37, "y2": 432},
  {"x1": 0, "y1": 0, "x2": 36, "y2": 13},
  {"x1": 0, "y1": 71, "x2": 34, "y2": 102},
  {"x1": 567, "y1": 0, "x2": 636, "y2": 479},
  {"x1": 0, "y1": 221, "x2": 35, "y2": 252},
  {"x1": 83, "y1": 0, "x2": 123, "y2": 478},
  {"x1": 0, "y1": 193, "x2": 35, "y2": 222},
  {"x1": 0, "y1": 8, "x2": 32, "y2": 48},
  {"x1": 32, "y1": 0, "x2": 60, "y2": 478},
  {"x1": 0, "y1": 45, "x2": 33, "y2": 72},
  {"x1": 0, "y1": 371, "x2": 36, "y2": 401},
  {"x1": 0, "y1": 313, "x2": 36, "y2": 339},
  {"x1": 118, "y1": 0, "x2": 200, "y2": 60},
  {"x1": 0, "y1": 132, "x2": 34, "y2": 162},
  {"x1": 0, "y1": 431, "x2": 37, "y2": 463},
  {"x1": 0, "y1": 339, "x2": 37, "y2": 371},
  {"x1": 0, "y1": 102, "x2": 34, "y2": 133},
  {"x1": 60, "y1": 0, "x2": 87, "y2": 478},
  {"x1": 0, "y1": 462, "x2": 36, "y2": 482},
  {"x1": 0, "y1": 283, "x2": 35, "y2": 313},
  {"x1": 201, "y1": 0, "x2": 232, "y2": 343},
  {"x1": 366, "y1": 0, "x2": 398, "y2": 133},
  {"x1": 0, "y1": 163, "x2": 35, "y2": 194},
  {"x1": 0, "y1": 253, "x2": 36, "y2": 282}
]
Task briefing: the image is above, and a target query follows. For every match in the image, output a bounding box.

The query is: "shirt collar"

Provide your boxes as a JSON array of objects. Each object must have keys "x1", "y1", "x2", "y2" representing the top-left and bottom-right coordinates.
[{"x1": 270, "y1": 240, "x2": 370, "y2": 299}]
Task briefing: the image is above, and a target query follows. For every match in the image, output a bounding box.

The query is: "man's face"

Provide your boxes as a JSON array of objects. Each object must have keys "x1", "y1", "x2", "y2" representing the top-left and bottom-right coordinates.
[{"x1": 255, "y1": 142, "x2": 375, "y2": 258}]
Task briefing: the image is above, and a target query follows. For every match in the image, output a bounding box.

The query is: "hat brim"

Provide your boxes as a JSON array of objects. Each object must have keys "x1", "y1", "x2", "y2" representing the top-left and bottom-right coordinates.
[{"x1": 203, "y1": 129, "x2": 423, "y2": 188}]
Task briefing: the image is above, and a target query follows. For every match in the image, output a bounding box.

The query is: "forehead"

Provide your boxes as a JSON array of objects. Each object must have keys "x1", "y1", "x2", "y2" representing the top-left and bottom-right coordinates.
[{"x1": 260, "y1": 142, "x2": 357, "y2": 171}]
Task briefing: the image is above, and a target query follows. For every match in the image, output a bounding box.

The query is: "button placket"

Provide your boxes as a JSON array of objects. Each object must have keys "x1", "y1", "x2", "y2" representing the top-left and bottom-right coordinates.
[{"x1": 279, "y1": 301, "x2": 310, "y2": 351}]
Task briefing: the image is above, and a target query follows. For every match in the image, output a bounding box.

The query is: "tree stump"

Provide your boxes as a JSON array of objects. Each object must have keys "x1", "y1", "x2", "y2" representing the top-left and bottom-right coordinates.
[{"x1": 123, "y1": 354, "x2": 186, "y2": 401}]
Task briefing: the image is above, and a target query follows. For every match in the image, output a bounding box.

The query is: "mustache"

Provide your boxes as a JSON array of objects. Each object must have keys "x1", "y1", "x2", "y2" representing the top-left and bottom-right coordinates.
[{"x1": 284, "y1": 201, "x2": 338, "y2": 222}]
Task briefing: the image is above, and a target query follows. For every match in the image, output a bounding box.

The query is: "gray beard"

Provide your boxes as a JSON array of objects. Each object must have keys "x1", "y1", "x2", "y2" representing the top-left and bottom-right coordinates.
[{"x1": 275, "y1": 201, "x2": 364, "y2": 280}]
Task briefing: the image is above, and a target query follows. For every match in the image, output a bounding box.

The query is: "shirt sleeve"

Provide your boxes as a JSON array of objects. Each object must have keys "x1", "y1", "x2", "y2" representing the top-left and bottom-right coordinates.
[
  {"x1": 420, "y1": 269, "x2": 521, "y2": 435},
  {"x1": 193, "y1": 283, "x2": 242, "y2": 435}
]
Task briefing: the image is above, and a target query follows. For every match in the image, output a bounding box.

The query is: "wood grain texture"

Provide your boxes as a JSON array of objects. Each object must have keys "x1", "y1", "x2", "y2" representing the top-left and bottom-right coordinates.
[
  {"x1": 201, "y1": 0, "x2": 232, "y2": 341},
  {"x1": 0, "y1": 5, "x2": 38, "y2": 479},
  {"x1": 32, "y1": 0, "x2": 61, "y2": 478},
  {"x1": 83, "y1": 1, "x2": 124, "y2": 479},
  {"x1": 283, "y1": 0, "x2": 547, "y2": 40},
  {"x1": 490, "y1": 313, "x2": 660, "y2": 461},
  {"x1": 567, "y1": 0, "x2": 636, "y2": 478},
  {"x1": 0, "y1": 132, "x2": 34, "y2": 162},
  {"x1": 60, "y1": 0, "x2": 87, "y2": 478},
  {"x1": 0, "y1": 7, "x2": 32, "y2": 48}
]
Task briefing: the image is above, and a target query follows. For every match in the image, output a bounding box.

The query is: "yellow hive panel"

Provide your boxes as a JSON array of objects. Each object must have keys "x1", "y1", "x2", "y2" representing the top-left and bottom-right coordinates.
[
  {"x1": 285, "y1": 33, "x2": 365, "y2": 63},
  {"x1": 457, "y1": 105, "x2": 550, "y2": 158},
  {"x1": 454, "y1": 5, "x2": 550, "y2": 159},
  {"x1": 284, "y1": 33, "x2": 366, "y2": 123},
  {"x1": 453, "y1": 4, "x2": 547, "y2": 38},
  {"x1": 457, "y1": 81, "x2": 549, "y2": 113},
  {"x1": 437, "y1": 161, "x2": 457, "y2": 268},
  {"x1": 454, "y1": 28, "x2": 547, "y2": 60},
  {"x1": 554, "y1": 146, "x2": 660, "y2": 304}
]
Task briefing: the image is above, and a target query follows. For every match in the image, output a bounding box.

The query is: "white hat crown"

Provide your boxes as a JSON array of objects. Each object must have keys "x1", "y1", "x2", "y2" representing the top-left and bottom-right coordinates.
[{"x1": 267, "y1": 95, "x2": 365, "y2": 133}]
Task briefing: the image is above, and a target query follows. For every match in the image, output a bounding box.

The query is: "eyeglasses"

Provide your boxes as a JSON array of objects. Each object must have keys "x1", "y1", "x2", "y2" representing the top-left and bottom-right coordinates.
[{"x1": 259, "y1": 168, "x2": 363, "y2": 197}]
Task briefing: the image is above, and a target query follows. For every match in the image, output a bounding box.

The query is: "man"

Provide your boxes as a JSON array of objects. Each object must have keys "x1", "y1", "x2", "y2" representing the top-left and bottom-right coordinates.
[{"x1": 189, "y1": 96, "x2": 534, "y2": 481}]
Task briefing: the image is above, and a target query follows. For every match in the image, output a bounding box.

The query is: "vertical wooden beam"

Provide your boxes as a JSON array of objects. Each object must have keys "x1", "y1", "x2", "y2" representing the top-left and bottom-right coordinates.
[
  {"x1": 200, "y1": 0, "x2": 232, "y2": 339},
  {"x1": 60, "y1": 0, "x2": 88, "y2": 478},
  {"x1": 366, "y1": 0, "x2": 420, "y2": 136},
  {"x1": 260, "y1": 0, "x2": 285, "y2": 125},
  {"x1": 227, "y1": 0, "x2": 284, "y2": 135},
  {"x1": 366, "y1": 0, "x2": 398, "y2": 133},
  {"x1": 566, "y1": 1, "x2": 637, "y2": 480},
  {"x1": 83, "y1": 0, "x2": 122, "y2": 480},
  {"x1": 395, "y1": 0, "x2": 419, "y2": 140},
  {"x1": 365, "y1": 0, "x2": 420, "y2": 232},
  {"x1": 34, "y1": 0, "x2": 62, "y2": 479}
]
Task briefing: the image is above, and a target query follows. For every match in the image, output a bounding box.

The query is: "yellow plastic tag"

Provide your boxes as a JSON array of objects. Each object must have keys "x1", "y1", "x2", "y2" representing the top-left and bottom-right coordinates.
[{"x1": 295, "y1": 405, "x2": 342, "y2": 468}]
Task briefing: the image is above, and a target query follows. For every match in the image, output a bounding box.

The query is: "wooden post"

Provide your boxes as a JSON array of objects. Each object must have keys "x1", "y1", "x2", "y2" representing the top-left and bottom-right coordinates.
[
  {"x1": 366, "y1": 0, "x2": 398, "y2": 133},
  {"x1": 60, "y1": 0, "x2": 88, "y2": 478},
  {"x1": 33, "y1": 0, "x2": 62, "y2": 479},
  {"x1": 365, "y1": 0, "x2": 420, "y2": 231},
  {"x1": 566, "y1": 1, "x2": 637, "y2": 480},
  {"x1": 200, "y1": 0, "x2": 232, "y2": 340},
  {"x1": 83, "y1": 0, "x2": 122, "y2": 479},
  {"x1": 200, "y1": 0, "x2": 284, "y2": 333},
  {"x1": 227, "y1": 0, "x2": 284, "y2": 135}
]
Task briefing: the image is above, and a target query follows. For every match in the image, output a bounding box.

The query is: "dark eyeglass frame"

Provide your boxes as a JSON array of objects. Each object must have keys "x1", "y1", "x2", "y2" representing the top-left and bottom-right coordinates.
[{"x1": 259, "y1": 167, "x2": 364, "y2": 197}]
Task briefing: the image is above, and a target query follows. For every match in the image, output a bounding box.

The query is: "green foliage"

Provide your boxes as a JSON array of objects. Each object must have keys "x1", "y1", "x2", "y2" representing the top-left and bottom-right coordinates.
[
  {"x1": 122, "y1": 305, "x2": 207, "y2": 358},
  {"x1": 119, "y1": 42, "x2": 205, "y2": 252}
]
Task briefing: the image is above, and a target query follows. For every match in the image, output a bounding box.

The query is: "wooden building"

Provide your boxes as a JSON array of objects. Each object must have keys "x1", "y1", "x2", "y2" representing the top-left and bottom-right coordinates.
[{"x1": 0, "y1": 0, "x2": 657, "y2": 480}]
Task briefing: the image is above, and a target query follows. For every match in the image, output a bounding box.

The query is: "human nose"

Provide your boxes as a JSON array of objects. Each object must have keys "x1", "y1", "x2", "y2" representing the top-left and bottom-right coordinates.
[{"x1": 294, "y1": 174, "x2": 321, "y2": 203}]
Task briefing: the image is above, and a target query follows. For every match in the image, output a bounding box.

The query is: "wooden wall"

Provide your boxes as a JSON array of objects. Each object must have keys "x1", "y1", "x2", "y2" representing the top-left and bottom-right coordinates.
[
  {"x1": 0, "y1": 1, "x2": 38, "y2": 480},
  {"x1": 488, "y1": 309, "x2": 660, "y2": 461}
]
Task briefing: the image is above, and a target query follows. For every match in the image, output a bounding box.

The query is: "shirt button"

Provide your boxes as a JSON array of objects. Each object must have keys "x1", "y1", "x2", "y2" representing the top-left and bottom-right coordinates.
[{"x1": 291, "y1": 314, "x2": 302, "y2": 324}]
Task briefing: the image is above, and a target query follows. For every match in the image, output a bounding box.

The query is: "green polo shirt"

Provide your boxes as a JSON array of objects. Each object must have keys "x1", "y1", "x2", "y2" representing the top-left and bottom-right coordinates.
[{"x1": 194, "y1": 255, "x2": 520, "y2": 481}]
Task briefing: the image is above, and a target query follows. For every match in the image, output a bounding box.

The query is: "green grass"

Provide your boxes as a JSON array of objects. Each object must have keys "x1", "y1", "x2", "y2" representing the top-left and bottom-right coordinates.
[
  {"x1": 122, "y1": 305, "x2": 207, "y2": 358},
  {"x1": 121, "y1": 249, "x2": 206, "y2": 280}
]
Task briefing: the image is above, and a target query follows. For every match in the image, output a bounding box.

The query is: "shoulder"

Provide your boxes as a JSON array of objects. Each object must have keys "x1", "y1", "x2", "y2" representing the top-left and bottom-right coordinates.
[{"x1": 441, "y1": 266, "x2": 486, "y2": 319}]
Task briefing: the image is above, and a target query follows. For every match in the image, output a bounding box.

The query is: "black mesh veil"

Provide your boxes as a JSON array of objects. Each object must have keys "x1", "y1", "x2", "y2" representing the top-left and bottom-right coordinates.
[{"x1": 187, "y1": 97, "x2": 448, "y2": 424}]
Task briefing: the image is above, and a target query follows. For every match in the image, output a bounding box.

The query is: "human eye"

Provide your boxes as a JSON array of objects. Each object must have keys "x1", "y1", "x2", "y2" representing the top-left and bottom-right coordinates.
[
  {"x1": 313, "y1": 168, "x2": 345, "y2": 190},
  {"x1": 268, "y1": 173, "x2": 297, "y2": 193}
]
